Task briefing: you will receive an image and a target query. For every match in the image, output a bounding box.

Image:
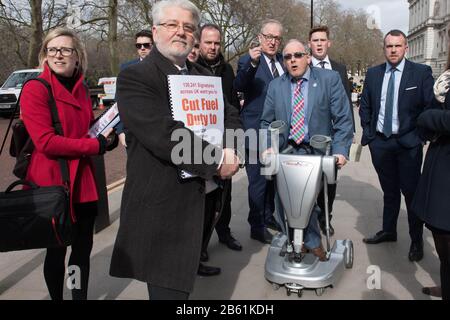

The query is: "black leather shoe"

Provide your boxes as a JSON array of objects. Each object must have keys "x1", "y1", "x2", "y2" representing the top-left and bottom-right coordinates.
[
  {"x1": 363, "y1": 230, "x2": 397, "y2": 244},
  {"x1": 197, "y1": 263, "x2": 221, "y2": 276},
  {"x1": 250, "y1": 228, "x2": 273, "y2": 244},
  {"x1": 219, "y1": 233, "x2": 242, "y2": 251},
  {"x1": 319, "y1": 220, "x2": 335, "y2": 236},
  {"x1": 408, "y1": 240, "x2": 424, "y2": 262},
  {"x1": 422, "y1": 286, "x2": 442, "y2": 297},
  {"x1": 200, "y1": 250, "x2": 209, "y2": 262},
  {"x1": 265, "y1": 217, "x2": 282, "y2": 232}
]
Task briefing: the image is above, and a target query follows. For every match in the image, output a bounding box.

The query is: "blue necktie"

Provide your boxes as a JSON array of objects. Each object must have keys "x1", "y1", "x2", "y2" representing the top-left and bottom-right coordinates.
[{"x1": 383, "y1": 68, "x2": 396, "y2": 137}]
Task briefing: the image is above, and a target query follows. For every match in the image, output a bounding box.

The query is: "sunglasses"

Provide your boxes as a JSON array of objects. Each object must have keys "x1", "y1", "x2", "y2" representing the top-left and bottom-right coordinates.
[
  {"x1": 135, "y1": 43, "x2": 152, "y2": 49},
  {"x1": 283, "y1": 52, "x2": 308, "y2": 60}
]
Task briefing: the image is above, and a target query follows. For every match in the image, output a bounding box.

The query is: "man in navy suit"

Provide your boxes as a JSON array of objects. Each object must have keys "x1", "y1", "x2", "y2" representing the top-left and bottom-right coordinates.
[
  {"x1": 117, "y1": 30, "x2": 154, "y2": 147},
  {"x1": 308, "y1": 25, "x2": 355, "y2": 236},
  {"x1": 360, "y1": 30, "x2": 434, "y2": 262},
  {"x1": 260, "y1": 39, "x2": 353, "y2": 259},
  {"x1": 120, "y1": 30, "x2": 153, "y2": 71},
  {"x1": 234, "y1": 19, "x2": 285, "y2": 244}
]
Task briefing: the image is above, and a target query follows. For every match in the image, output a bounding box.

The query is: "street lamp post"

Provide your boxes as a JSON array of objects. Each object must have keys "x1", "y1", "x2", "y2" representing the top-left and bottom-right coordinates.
[{"x1": 310, "y1": 0, "x2": 314, "y2": 28}]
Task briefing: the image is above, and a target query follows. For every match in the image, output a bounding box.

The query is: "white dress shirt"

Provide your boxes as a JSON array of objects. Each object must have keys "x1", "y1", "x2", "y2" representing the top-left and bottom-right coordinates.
[
  {"x1": 376, "y1": 58, "x2": 405, "y2": 135},
  {"x1": 311, "y1": 55, "x2": 332, "y2": 70}
]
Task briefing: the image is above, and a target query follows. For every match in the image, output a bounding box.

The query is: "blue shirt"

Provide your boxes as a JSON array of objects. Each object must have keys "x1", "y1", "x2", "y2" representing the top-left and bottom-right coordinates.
[
  {"x1": 289, "y1": 68, "x2": 310, "y2": 142},
  {"x1": 377, "y1": 58, "x2": 405, "y2": 134}
]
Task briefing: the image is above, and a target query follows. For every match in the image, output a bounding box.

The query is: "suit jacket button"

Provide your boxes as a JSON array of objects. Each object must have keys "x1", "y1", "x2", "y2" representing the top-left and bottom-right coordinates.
[{"x1": 199, "y1": 186, "x2": 205, "y2": 193}]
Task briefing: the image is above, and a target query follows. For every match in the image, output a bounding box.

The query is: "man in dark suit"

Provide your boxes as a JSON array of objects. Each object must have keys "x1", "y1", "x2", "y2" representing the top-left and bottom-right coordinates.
[
  {"x1": 234, "y1": 19, "x2": 285, "y2": 244},
  {"x1": 360, "y1": 29, "x2": 434, "y2": 262},
  {"x1": 116, "y1": 30, "x2": 154, "y2": 148},
  {"x1": 308, "y1": 25, "x2": 354, "y2": 236},
  {"x1": 260, "y1": 39, "x2": 353, "y2": 260},
  {"x1": 110, "y1": 0, "x2": 241, "y2": 300},
  {"x1": 120, "y1": 30, "x2": 153, "y2": 71},
  {"x1": 197, "y1": 23, "x2": 242, "y2": 258}
]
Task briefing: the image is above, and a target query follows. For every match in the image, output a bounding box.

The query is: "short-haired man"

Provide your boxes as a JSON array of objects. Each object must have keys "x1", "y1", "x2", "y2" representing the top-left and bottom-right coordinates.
[
  {"x1": 234, "y1": 19, "x2": 285, "y2": 244},
  {"x1": 117, "y1": 30, "x2": 154, "y2": 147},
  {"x1": 120, "y1": 30, "x2": 154, "y2": 70},
  {"x1": 360, "y1": 30, "x2": 434, "y2": 262},
  {"x1": 196, "y1": 23, "x2": 242, "y2": 258},
  {"x1": 260, "y1": 39, "x2": 353, "y2": 260},
  {"x1": 308, "y1": 25, "x2": 354, "y2": 236},
  {"x1": 110, "y1": 0, "x2": 241, "y2": 300}
]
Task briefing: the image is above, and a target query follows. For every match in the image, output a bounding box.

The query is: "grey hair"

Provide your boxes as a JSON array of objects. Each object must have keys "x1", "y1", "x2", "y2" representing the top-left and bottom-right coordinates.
[
  {"x1": 283, "y1": 39, "x2": 310, "y2": 54},
  {"x1": 260, "y1": 19, "x2": 284, "y2": 35},
  {"x1": 152, "y1": 0, "x2": 201, "y2": 26}
]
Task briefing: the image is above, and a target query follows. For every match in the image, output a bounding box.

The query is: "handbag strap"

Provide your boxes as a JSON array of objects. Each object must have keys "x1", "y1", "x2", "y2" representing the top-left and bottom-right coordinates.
[
  {"x1": 34, "y1": 78, "x2": 70, "y2": 186},
  {"x1": 5, "y1": 179, "x2": 39, "y2": 193},
  {"x1": 0, "y1": 77, "x2": 70, "y2": 186}
]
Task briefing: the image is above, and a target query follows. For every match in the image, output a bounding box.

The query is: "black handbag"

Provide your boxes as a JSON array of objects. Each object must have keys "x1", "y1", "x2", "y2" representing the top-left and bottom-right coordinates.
[
  {"x1": 0, "y1": 78, "x2": 73, "y2": 252},
  {"x1": 0, "y1": 180, "x2": 71, "y2": 251}
]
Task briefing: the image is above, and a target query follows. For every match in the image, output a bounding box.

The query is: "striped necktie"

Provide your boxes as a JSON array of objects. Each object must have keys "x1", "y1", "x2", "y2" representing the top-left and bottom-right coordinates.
[
  {"x1": 271, "y1": 58, "x2": 280, "y2": 78},
  {"x1": 289, "y1": 79, "x2": 306, "y2": 144}
]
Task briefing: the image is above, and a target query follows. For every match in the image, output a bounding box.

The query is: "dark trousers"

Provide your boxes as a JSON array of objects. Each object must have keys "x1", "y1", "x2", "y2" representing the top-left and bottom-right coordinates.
[
  {"x1": 317, "y1": 183, "x2": 337, "y2": 222},
  {"x1": 43, "y1": 202, "x2": 97, "y2": 300},
  {"x1": 245, "y1": 151, "x2": 275, "y2": 233},
  {"x1": 202, "y1": 188, "x2": 221, "y2": 252},
  {"x1": 147, "y1": 284, "x2": 189, "y2": 300},
  {"x1": 215, "y1": 182, "x2": 231, "y2": 238},
  {"x1": 369, "y1": 135, "x2": 423, "y2": 242}
]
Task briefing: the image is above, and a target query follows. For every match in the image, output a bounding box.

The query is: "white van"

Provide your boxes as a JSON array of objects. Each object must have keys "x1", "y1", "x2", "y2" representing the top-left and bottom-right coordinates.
[{"x1": 0, "y1": 69, "x2": 42, "y2": 116}]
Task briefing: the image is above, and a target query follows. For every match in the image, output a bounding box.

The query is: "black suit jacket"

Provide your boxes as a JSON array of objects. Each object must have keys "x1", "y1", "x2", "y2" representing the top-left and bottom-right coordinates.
[
  {"x1": 110, "y1": 47, "x2": 242, "y2": 293},
  {"x1": 330, "y1": 59, "x2": 354, "y2": 131},
  {"x1": 359, "y1": 59, "x2": 434, "y2": 147}
]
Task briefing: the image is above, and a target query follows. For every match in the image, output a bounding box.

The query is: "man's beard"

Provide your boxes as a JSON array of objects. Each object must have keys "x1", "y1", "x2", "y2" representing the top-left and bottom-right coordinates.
[{"x1": 157, "y1": 41, "x2": 192, "y2": 62}]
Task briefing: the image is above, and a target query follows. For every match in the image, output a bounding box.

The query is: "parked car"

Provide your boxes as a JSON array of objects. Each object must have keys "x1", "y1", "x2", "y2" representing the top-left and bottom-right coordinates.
[{"x1": 0, "y1": 69, "x2": 42, "y2": 117}]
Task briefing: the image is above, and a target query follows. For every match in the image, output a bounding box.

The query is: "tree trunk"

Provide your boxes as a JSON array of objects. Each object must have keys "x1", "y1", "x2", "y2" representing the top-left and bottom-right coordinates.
[
  {"x1": 108, "y1": 0, "x2": 119, "y2": 76},
  {"x1": 27, "y1": 0, "x2": 43, "y2": 68}
]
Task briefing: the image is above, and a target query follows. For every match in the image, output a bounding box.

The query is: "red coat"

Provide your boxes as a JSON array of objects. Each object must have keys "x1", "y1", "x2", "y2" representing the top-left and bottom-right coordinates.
[{"x1": 21, "y1": 64, "x2": 100, "y2": 220}]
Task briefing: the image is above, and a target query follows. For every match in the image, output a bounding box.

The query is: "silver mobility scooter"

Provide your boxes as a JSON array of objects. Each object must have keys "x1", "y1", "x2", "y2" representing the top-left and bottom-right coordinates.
[{"x1": 262, "y1": 121, "x2": 354, "y2": 297}]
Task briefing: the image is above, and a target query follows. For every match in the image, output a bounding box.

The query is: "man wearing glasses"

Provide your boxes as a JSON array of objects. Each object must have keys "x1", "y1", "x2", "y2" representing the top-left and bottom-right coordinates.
[
  {"x1": 260, "y1": 39, "x2": 353, "y2": 260},
  {"x1": 234, "y1": 19, "x2": 285, "y2": 244},
  {"x1": 120, "y1": 30, "x2": 153, "y2": 71},
  {"x1": 110, "y1": 0, "x2": 241, "y2": 300}
]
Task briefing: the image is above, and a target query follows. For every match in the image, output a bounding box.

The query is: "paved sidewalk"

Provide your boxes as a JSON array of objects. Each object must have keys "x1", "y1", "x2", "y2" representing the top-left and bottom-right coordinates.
[{"x1": 0, "y1": 111, "x2": 442, "y2": 300}]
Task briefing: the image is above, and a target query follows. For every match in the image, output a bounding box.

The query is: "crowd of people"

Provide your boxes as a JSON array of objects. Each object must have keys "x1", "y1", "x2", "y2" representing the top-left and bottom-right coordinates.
[{"x1": 13, "y1": 0, "x2": 450, "y2": 300}]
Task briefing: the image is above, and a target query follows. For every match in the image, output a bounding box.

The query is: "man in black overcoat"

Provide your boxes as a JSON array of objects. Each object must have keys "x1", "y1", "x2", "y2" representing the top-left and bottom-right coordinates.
[{"x1": 109, "y1": 0, "x2": 242, "y2": 300}]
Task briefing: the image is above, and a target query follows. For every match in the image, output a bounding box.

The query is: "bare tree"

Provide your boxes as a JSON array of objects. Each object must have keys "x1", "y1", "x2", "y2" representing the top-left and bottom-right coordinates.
[{"x1": 28, "y1": 0, "x2": 43, "y2": 68}]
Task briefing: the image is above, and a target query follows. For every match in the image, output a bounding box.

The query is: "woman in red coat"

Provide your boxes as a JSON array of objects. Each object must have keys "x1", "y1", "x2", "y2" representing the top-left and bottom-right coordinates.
[{"x1": 20, "y1": 28, "x2": 114, "y2": 300}]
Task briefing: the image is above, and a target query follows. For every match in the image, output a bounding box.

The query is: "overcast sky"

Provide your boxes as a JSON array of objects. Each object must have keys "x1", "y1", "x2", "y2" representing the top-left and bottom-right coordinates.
[{"x1": 335, "y1": 0, "x2": 409, "y2": 35}]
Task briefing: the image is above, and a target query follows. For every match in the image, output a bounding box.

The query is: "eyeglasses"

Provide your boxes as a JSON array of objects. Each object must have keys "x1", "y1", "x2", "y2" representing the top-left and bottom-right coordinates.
[
  {"x1": 260, "y1": 33, "x2": 283, "y2": 43},
  {"x1": 283, "y1": 52, "x2": 308, "y2": 60},
  {"x1": 135, "y1": 43, "x2": 152, "y2": 49},
  {"x1": 46, "y1": 47, "x2": 75, "y2": 57},
  {"x1": 158, "y1": 21, "x2": 197, "y2": 34}
]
